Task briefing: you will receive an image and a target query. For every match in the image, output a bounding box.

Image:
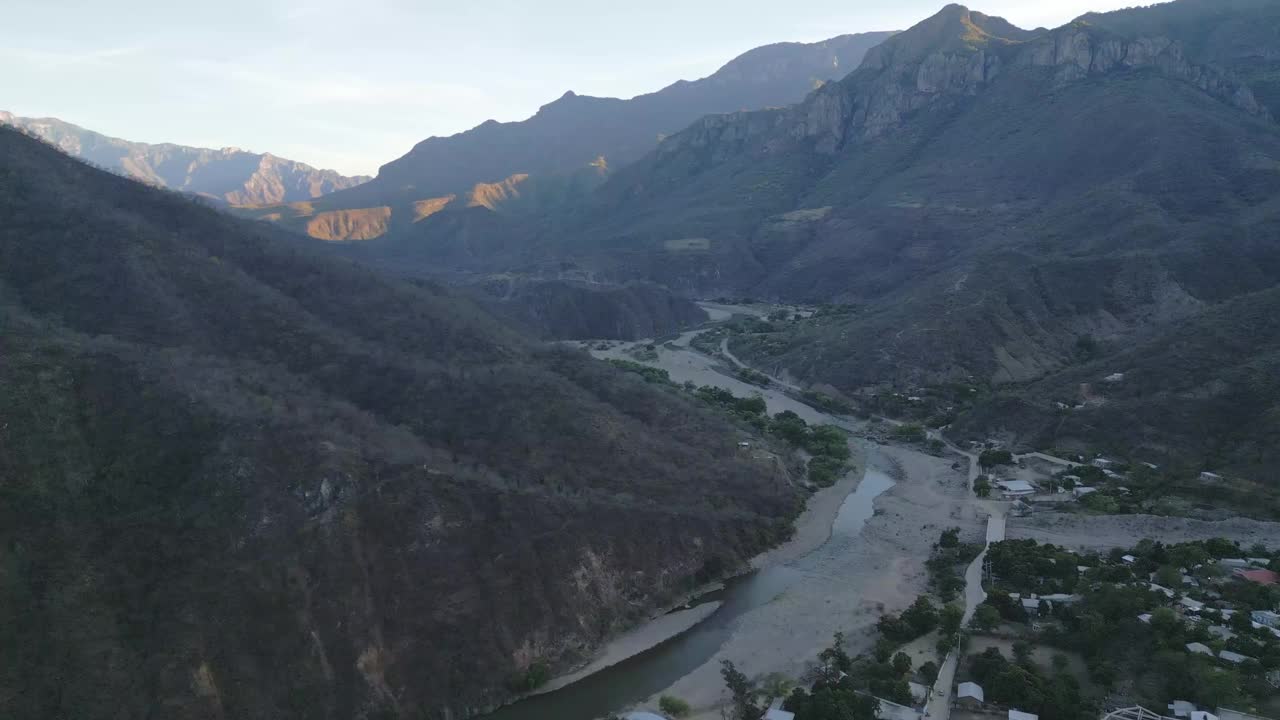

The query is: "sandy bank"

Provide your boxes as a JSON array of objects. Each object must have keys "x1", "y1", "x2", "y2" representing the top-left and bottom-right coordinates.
[
  {"x1": 643, "y1": 442, "x2": 980, "y2": 717},
  {"x1": 1007, "y1": 512, "x2": 1280, "y2": 550}
]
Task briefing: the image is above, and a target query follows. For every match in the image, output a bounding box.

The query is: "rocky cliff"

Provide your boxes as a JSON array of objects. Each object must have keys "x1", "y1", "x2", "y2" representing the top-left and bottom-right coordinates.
[
  {"x1": 0, "y1": 111, "x2": 369, "y2": 205},
  {"x1": 658, "y1": 5, "x2": 1267, "y2": 161}
]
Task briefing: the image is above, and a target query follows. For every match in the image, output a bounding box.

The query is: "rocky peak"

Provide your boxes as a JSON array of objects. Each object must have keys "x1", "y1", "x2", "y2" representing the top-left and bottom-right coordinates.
[{"x1": 660, "y1": 3, "x2": 1269, "y2": 162}]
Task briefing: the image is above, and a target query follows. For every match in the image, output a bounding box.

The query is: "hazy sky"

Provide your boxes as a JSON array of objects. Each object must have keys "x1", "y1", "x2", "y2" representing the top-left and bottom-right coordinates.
[{"x1": 2, "y1": 0, "x2": 1141, "y2": 175}]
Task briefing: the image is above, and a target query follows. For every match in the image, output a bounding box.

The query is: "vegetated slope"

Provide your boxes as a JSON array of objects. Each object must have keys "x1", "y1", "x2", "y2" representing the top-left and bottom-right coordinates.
[
  {"x1": 0, "y1": 127, "x2": 798, "y2": 720},
  {"x1": 473, "y1": 278, "x2": 709, "y2": 340},
  {"x1": 952, "y1": 286, "x2": 1280, "y2": 480},
  {"x1": 242, "y1": 31, "x2": 894, "y2": 240},
  {"x1": 0, "y1": 110, "x2": 369, "y2": 205},
  {"x1": 534, "y1": 1, "x2": 1280, "y2": 391}
]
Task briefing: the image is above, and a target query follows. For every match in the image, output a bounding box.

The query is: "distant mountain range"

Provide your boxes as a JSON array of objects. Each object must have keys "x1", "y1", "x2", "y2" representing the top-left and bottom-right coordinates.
[
  {"x1": 236, "y1": 30, "x2": 896, "y2": 240},
  {"x1": 0, "y1": 111, "x2": 369, "y2": 205},
  {"x1": 322, "y1": 0, "x2": 1280, "y2": 476}
]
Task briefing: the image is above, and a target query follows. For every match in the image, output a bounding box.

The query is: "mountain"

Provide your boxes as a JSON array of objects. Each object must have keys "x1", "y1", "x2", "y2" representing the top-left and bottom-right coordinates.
[
  {"x1": 0, "y1": 126, "x2": 798, "y2": 719},
  {"x1": 489, "y1": 0, "x2": 1280, "y2": 391},
  {"x1": 953, "y1": 285, "x2": 1280, "y2": 486},
  {"x1": 241, "y1": 31, "x2": 895, "y2": 241},
  {"x1": 473, "y1": 278, "x2": 709, "y2": 340},
  {"x1": 0, "y1": 111, "x2": 370, "y2": 205}
]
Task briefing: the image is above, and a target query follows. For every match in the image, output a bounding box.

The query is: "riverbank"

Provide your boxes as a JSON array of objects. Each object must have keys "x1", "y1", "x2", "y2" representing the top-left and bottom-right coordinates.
[
  {"x1": 642, "y1": 442, "x2": 980, "y2": 719},
  {"x1": 533, "y1": 442, "x2": 869, "y2": 699},
  {"x1": 535, "y1": 601, "x2": 724, "y2": 696}
]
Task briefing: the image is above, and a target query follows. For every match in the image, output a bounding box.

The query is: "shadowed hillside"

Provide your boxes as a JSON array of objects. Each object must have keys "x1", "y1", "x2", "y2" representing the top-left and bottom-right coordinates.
[{"x1": 0, "y1": 126, "x2": 799, "y2": 720}]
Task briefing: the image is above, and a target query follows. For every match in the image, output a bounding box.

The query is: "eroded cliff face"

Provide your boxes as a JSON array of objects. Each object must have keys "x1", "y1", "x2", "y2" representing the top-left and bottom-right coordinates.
[{"x1": 658, "y1": 6, "x2": 1267, "y2": 160}]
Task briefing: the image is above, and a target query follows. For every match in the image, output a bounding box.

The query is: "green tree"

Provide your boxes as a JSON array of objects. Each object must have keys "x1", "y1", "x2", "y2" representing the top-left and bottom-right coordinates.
[
  {"x1": 939, "y1": 527, "x2": 960, "y2": 549},
  {"x1": 974, "y1": 475, "x2": 992, "y2": 498},
  {"x1": 892, "y1": 652, "x2": 912, "y2": 675},
  {"x1": 919, "y1": 661, "x2": 940, "y2": 685},
  {"x1": 979, "y1": 449, "x2": 1013, "y2": 468},
  {"x1": 720, "y1": 660, "x2": 763, "y2": 720},
  {"x1": 972, "y1": 604, "x2": 1002, "y2": 632},
  {"x1": 1155, "y1": 565, "x2": 1183, "y2": 588},
  {"x1": 940, "y1": 604, "x2": 964, "y2": 637}
]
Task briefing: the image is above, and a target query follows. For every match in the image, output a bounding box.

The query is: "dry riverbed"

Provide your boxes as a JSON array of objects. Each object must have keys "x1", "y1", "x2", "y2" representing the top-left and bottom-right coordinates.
[{"x1": 637, "y1": 443, "x2": 981, "y2": 719}]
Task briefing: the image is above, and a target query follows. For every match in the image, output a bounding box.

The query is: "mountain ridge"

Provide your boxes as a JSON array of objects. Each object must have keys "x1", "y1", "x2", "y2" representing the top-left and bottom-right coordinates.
[
  {"x1": 0, "y1": 111, "x2": 370, "y2": 205},
  {"x1": 241, "y1": 30, "x2": 896, "y2": 241}
]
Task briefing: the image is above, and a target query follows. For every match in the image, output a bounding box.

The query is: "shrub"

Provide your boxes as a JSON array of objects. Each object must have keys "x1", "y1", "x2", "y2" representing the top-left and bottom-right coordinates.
[{"x1": 659, "y1": 695, "x2": 691, "y2": 718}]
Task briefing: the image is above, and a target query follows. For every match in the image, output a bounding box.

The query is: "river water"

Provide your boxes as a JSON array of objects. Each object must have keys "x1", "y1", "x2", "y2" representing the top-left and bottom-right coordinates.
[{"x1": 479, "y1": 468, "x2": 896, "y2": 720}]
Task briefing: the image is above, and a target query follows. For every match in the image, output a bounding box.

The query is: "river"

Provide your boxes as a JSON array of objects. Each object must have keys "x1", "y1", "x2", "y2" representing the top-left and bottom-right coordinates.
[
  {"x1": 479, "y1": 468, "x2": 896, "y2": 720},
  {"x1": 477, "y1": 311, "x2": 895, "y2": 720}
]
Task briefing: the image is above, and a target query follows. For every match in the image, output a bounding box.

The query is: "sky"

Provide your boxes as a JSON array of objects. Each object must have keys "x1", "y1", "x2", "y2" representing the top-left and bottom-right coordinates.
[{"x1": 1, "y1": 0, "x2": 1143, "y2": 176}]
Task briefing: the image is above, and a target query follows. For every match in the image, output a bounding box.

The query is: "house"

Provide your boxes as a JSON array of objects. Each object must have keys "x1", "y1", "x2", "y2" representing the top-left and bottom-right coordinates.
[
  {"x1": 1142, "y1": 462, "x2": 1159, "y2": 470},
  {"x1": 1138, "y1": 613, "x2": 1153, "y2": 624},
  {"x1": 1122, "y1": 554, "x2": 1137, "y2": 564},
  {"x1": 1191, "y1": 713, "x2": 1219, "y2": 720},
  {"x1": 765, "y1": 698, "x2": 796, "y2": 720},
  {"x1": 1010, "y1": 709, "x2": 1039, "y2": 720},
  {"x1": 738, "y1": 441, "x2": 752, "y2": 448},
  {"x1": 1073, "y1": 486, "x2": 1098, "y2": 498},
  {"x1": 1103, "y1": 373, "x2": 1126, "y2": 383},
  {"x1": 1168, "y1": 701, "x2": 1196, "y2": 719},
  {"x1": 1220, "y1": 558, "x2": 1250, "y2": 569},
  {"x1": 1200, "y1": 471, "x2": 1224, "y2": 482},
  {"x1": 1093, "y1": 458, "x2": 1116, "y2": 468},
  {"x1": 1179, "y1": 597, "x2": 1205, "y2": 613},
  {"x1": 1040, "y1": 593, "x2": 1080, "y2": 605},
  {"x1": 1251, "y1": 610, "x2": 1280, "y2": 628},
  {"x1": 1218, "y1": 650, "x2": 1252, "y2": 665},
  {"x1": 1149, "y1": 583, "x2": 1176, "y2": 599},
  {"x1": 1234, "y1": 568, "x2": 1278, "y2": 586},
  {"x1": 1207, "y1": 625, "x2": 1236, "y2": 640},
  {"x1": 1186, "y1": 642, "x2": 1213, "y2": 656},
  {"x1": 997, "y1": 479, "x2": 1036, "y2": 497},
  {"x1": 1246, "y1": 558, "x2": 1272, "y2": 567},
  {"x1": 624, "y1": 713, "x2": 667, "y2": 720},
  {"x1": 957, "y1": 682, "x2": 985, "y2": 706},
  {"x1": 1063, "y1": 474, "x2": 1082, "y2": 483},
  {"x1": 1022, "y1": 597, "x2": 1044, "y2": 616}
]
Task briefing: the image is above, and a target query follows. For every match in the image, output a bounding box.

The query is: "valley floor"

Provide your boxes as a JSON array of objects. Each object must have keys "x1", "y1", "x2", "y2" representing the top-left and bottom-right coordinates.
[{"x1": 645, "y1": 442, "x2": 980, "y2": 718}]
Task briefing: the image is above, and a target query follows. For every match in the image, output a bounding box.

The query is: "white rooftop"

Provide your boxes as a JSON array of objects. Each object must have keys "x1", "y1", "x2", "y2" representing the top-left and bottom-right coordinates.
[
  {"x1": 1218, "y1": 650, "x2": 1251, "y2": 664},
  {"x1": 765, "y1": 709, "x2": 796, "y2": 720},
  {"x1": 998, "y1": 479, "x2": 1036, "y2": 493},
  {"x1": 1010, "y1": 709, "x2": 1040, "y2": 720},
  {"x1": 958, "y1": 682, "x2": 984, "y2": 701},
  {"x1": 1186, "y1": 642, "x2": 1213, "y2": 656}
]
